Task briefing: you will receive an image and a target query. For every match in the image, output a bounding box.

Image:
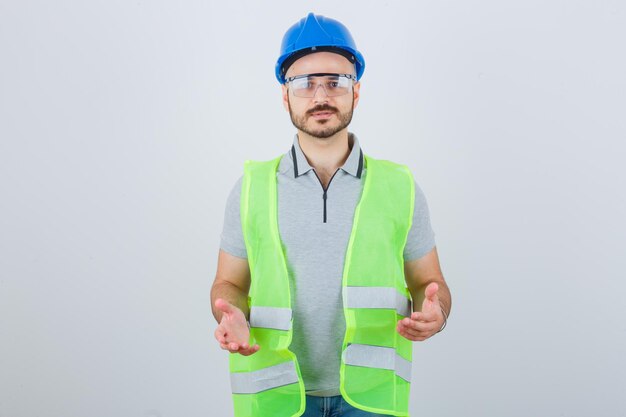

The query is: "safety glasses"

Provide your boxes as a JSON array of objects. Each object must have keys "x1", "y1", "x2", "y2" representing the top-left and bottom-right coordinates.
[{"x1": 285, "y1": 73, "x2": 356, "y2": 98}]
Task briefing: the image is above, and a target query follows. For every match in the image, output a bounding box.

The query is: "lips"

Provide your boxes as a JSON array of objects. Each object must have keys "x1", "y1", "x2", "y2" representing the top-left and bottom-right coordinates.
[{"x1": 310, "y1": 111, "x2": 334, "y2": 119}]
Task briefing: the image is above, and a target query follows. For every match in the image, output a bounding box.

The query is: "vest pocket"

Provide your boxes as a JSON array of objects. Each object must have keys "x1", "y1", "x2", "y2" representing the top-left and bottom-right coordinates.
[
  {"x1": 341, "y1": 344, "x2": 412, "y2": 415},
  {"x1": 231, "y1": 360, "x2": 299, "y2": 394},
  {"x1": 231, "y1": 360, "x2": 303, "y2": 417},
  {"x1": 230, "y1": 353, "x2": 304, "y2": 417}
]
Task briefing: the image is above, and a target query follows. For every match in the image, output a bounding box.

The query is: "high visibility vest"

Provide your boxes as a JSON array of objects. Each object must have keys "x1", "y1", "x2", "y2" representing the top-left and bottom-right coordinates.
[{"x1": 229, "y1": 154, "x2": 415, "y2": 417}]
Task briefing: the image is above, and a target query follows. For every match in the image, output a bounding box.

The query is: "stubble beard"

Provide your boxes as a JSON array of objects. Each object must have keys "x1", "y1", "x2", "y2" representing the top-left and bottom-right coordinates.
[{"x1": 287, "y1": 95, "x2": 354, "y2": 139}]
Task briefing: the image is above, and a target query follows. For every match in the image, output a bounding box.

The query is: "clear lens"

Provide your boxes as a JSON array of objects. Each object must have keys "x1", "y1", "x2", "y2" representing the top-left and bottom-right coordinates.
[{"x1": 289, "y1": 74, "x2": 353, "y2": 98}]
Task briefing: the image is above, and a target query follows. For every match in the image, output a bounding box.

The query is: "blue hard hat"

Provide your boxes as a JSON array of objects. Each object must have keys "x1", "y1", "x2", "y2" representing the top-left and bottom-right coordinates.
[{"x1": 275, "y1": 13, "x2": 365, "y2": 84}]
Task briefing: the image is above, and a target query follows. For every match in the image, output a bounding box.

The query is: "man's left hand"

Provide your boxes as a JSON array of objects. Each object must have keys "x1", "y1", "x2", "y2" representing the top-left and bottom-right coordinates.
[{"x1": 396, "y1": 282, "x2": 444, "y2": 341}]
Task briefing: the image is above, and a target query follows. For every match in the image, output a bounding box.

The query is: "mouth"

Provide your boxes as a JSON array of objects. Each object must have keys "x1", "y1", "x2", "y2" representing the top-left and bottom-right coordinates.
[{"x1": 310, "y1": 111, "x2": 334, "y2": 120}]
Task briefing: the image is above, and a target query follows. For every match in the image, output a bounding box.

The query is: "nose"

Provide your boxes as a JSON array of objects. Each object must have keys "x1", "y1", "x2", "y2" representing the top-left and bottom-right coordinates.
[{"x1": 312, "y1": 83, "x2": 329, "y2": 102}]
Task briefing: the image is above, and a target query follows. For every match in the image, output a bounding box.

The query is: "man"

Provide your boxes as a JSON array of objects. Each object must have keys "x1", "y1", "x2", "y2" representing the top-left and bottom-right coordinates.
[{"x1": 211, "y1": 13, "x2": 451, "y2": 417}]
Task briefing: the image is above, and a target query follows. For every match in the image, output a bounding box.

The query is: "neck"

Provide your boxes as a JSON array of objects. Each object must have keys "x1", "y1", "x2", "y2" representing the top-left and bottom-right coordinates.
[{"x1": 296, "y1": 129, "x2": 352, "y2": 175}]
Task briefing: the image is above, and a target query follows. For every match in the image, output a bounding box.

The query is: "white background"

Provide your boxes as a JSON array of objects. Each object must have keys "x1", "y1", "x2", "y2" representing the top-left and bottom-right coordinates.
[{"x1": 1, "y1": 1, "x2": 625, "y2": 416}]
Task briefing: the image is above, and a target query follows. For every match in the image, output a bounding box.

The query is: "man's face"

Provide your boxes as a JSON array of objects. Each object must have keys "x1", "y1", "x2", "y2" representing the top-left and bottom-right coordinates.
[{"x1": 282, "y1": 52, "x2": 361, "y2": 139}]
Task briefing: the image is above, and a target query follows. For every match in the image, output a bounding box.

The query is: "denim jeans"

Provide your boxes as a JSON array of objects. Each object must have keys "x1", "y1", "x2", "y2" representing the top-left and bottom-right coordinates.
[{"x1": 301, "y1": 395, "x2": 389, "y2": 417}]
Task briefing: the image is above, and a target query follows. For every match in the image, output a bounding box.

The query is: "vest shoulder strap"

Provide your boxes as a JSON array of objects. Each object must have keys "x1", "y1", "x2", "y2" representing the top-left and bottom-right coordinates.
[
  {"x1": 364, "y1": 155, "x2": 414, "y2": 181},
  {"x1": 243, "y1": 155, "x2": 282, "y2": 177}
]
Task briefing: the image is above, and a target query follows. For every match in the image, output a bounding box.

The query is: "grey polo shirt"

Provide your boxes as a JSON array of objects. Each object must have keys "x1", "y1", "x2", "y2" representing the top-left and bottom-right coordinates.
[{"x1": 220, "y1": 132, "x2": 436, "y2": 396}]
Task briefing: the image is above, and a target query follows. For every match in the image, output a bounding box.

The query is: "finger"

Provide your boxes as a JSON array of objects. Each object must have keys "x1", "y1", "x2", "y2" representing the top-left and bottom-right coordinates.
[
  {"x1": 396, "y1": 324, "x2": 429, "y2": 341},
  {"x1": 400, "y1": 331, "x2": 429, "y2": 342},
  {"x1": 398, "y1": 320, "x2": 424, "y2": 336},
  {"x1": 238, "y1": 344, "x2": 261, "y2": 356},
  {"x1": 397, "y1": 322, "x2": 420, "y2": 337},
  {"x1": 217, "y1": 335, "x2": 249, "y2": 353},
  {"x1": 411, "y1": 309, "x2": 438, "y2": 323},
  {"x1": 400, "y1": 317, "x2": 438, "y2": 333},
  {"x1": 405, "y1": 314, "x2": 436, "y2": 327},
  {"x1": 408, "y1": 312, "x2": 432, "y2": 323},
  {"x1": 219, "y1": 340, "x2": 240, "y2": 352},
  {"x1": 214, "y1": 327, "x2": 230, "y2": 346},
  {"x1": 397, "y1": 321, "x2": 437, "y2": 340},
  {"x1": 214, "y1": 326, "x2": 226, "y2": 340}
]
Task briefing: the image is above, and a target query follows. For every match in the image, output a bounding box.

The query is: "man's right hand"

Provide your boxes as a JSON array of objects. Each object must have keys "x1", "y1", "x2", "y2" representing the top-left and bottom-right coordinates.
[{"x1": 213, "y1": 298, "x2": 260, "y2": 356}]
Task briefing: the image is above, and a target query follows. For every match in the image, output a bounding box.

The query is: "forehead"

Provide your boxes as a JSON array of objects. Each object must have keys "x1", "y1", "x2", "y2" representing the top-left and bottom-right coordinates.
[{"x1": 285, "y1": 51, "x2": 355, "y2": 78}]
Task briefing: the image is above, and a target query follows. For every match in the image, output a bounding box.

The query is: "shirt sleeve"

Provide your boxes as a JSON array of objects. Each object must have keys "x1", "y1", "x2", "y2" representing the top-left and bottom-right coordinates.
[
  {"x1": 403, "y1": 179, "x2": 436, "y2": 261},
  {"x1": 219, "y1": 175, "x2": 248, "y2": 259}
]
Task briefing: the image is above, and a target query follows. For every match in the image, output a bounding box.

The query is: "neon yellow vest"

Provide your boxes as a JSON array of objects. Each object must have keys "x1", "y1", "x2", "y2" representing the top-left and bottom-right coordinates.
[{"x1": 229, "y1": 154, "x2": 415, "y2": 417}]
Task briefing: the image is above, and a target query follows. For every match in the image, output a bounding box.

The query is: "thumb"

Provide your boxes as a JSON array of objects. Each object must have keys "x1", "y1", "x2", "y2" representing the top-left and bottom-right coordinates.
[
  {"x1": 215, "y1": 298, "x2": 235, "y2": 315},
  {"x1": 425, "y1": 282, "x2": 439, "y2": 302},
  {"x1": 421, "y1": 283, "x2": 440, "y2": 313}
]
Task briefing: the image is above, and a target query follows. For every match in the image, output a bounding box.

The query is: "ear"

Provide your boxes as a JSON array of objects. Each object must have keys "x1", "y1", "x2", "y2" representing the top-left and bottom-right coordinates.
[
  {"x1": 281, "y1": 84, "x2": 290, "y2": 112},
  {"x1": 352, "y1": 81, "x2": 361, "y2": 110}
]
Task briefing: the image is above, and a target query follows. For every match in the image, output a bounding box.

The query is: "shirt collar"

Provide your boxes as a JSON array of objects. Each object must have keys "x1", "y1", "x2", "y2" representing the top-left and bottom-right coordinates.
[{"x1": 288, "y1": 133, "x2": 364, "y2": 179}]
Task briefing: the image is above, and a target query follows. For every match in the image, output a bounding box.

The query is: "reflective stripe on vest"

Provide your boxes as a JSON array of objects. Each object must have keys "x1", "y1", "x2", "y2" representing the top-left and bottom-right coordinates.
[
  {"x1": 230, "y1": 361, "x2": 299, "y2": 394},
  {"x1": 345, "y1": 286, "x2": 412, "y2": 317},
  {"x1": 249, "y1": 306, "x2": 292, "y2": 331},
  {"x1": 343, "y1": 343, "x2": 412, "y2": 383}
]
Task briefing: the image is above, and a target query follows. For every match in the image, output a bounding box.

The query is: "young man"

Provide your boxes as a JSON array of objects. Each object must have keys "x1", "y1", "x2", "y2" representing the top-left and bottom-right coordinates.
[{"x1": 211, "y1": 13, "x2": 451, "y2": 417}]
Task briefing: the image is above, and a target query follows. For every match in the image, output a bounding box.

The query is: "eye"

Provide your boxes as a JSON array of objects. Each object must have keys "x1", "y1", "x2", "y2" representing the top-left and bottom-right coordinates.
[{"x1": 292, "y1": 79, "x2": 313, "y2": 90}]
